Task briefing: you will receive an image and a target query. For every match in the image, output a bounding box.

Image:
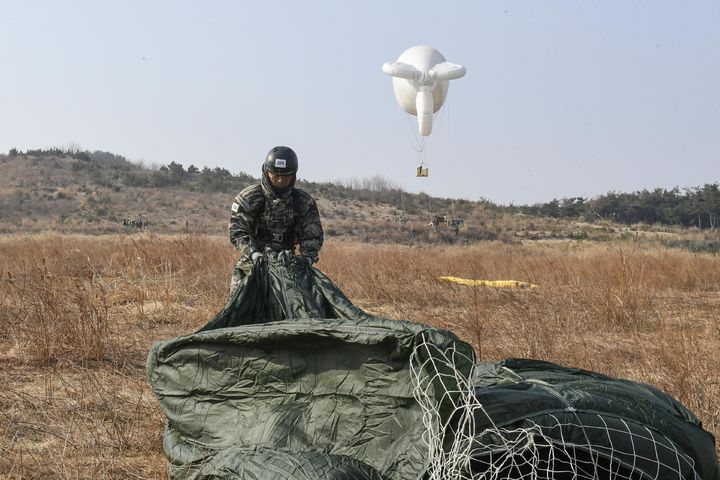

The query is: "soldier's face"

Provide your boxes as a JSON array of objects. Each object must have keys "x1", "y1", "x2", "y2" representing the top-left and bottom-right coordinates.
[{"x1": 267, "y1": 172, "x2": 292, "y2": 189}]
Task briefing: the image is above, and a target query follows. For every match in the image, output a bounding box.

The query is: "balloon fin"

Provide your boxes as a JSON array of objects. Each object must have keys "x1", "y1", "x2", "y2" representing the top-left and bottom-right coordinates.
[{"x1": 429, "y1": 62, "x2": 467, "y2": 81}]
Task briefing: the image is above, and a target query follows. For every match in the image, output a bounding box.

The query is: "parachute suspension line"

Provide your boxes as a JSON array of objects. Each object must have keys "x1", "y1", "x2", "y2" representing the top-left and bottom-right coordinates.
[
  {"x1": 408, "y1": 335, "x2": 702, "y2": 480},
  {"x1": 397, "y1": 190, "x2": 408, "y2": 225},
  {"x1": 402, "y1": 111, "x2": 431, "y2": 176},
  {"x1": 437, "y1": 94, "x2": 451, "y2": 145},
  {"x1": 409, "y1": 336, "x2": 499, "y2": 480},
  {"x1": 432, "y1": 98, "x2": 448, "y2": 140},
  {"x1": 402, "y1": 110, "x2": 425, "y2": 152}
]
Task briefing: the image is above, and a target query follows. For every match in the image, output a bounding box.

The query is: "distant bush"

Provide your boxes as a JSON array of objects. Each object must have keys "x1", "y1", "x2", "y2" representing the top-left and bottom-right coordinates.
[
  {"x1": 150, "y1": 169, "x2": 181, "y2": 187},
  {"x1": 21, "y1": 147, "x2": 90, "y2": 161},
  {"x1": 661, "y1": 237, "x2": 720, "y2": 253},
  {"x1": 120, "y1": 172, "x2": 149, "y2": 187},
  {"x1": 89, "y1": 150, "x2": 134, "y2": 170}
]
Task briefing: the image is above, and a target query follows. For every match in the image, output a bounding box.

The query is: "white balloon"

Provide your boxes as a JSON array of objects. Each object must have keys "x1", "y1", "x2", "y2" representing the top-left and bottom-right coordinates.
[{"x1": 382, "y1": 46, "x2": 466, "y2": 136}]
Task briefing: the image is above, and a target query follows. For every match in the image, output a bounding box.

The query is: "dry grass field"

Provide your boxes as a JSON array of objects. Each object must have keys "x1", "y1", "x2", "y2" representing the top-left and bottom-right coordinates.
[{"x1": 1, "y1": 233, "x2": 718, "y2": 478}]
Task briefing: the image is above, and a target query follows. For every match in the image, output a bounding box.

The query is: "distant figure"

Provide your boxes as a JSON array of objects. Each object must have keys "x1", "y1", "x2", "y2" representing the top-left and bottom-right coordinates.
[
  {"x1": 228, "y1": 146, "x2": 324, "y2": 292},
  {"x1": 450, "y1": 218, "x2": 464, "y2": 236}
]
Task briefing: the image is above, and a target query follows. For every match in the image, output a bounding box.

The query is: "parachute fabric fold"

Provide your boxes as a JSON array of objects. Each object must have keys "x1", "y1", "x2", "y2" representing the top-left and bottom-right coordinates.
[
  {"x1": 469, "y1": 358, "x2": 719, "y2": 480},
  {"x1": 199, "y1": 252, "x2": 376, "y2": 331},
  {"x1": 148, "y1": 318, "x2": 475, "y2": 480}
]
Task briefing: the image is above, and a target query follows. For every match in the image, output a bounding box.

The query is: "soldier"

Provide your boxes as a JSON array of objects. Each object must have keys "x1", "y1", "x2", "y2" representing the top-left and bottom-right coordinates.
[
  {"x1": 228, "y1": 146, "x2": 324, "y2": 291},
  {"x1": 450, "y1": 218, "x2": 464, "y2": 236}
]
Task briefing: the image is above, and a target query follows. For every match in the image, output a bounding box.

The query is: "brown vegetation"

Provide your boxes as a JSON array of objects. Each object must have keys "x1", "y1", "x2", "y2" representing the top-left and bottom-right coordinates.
[
  {"x1": 1, "y1": 234, "x2": 718, "y2": 478},
  {"x1": 3, "y1": 151, "x2": 667, "y2": 246}
]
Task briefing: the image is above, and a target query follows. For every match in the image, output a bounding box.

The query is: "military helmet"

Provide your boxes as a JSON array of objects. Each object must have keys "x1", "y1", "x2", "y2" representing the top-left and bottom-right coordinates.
[{"x1": 263, "y1": 146, "x2": 298, "y2": 176}]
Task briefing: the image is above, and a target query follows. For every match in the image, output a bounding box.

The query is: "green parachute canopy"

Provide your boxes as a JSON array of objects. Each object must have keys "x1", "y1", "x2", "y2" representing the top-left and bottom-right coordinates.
[{"x1": 147, "y1": 252, "x2": 719, "y2": 480}]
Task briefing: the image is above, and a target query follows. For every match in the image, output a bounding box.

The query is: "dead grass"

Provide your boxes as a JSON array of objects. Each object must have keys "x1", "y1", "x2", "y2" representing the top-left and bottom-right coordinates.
[{"x1": 1, "y1": 234, "x2": 718, "y2": 478}]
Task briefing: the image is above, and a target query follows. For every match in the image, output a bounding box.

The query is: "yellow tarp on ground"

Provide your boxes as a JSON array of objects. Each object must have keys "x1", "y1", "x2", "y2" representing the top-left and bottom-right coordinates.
[{"x1": 439, "y1": 276, "x2": 539, "y2": 289}]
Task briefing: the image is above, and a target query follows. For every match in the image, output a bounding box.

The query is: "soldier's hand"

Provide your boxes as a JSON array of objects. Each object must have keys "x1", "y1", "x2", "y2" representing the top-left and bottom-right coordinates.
[
  {"x1": 250, "y1": 251, "x2": 264, "y2": 263},
  {"x1": 303, "y1": 256, "x2": 314, "y2": 267}
]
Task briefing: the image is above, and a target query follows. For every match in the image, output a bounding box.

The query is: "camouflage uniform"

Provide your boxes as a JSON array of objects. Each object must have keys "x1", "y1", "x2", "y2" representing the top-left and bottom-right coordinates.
[{"x1": 228, "y1": 175, "x2": 323, "y2": 291}]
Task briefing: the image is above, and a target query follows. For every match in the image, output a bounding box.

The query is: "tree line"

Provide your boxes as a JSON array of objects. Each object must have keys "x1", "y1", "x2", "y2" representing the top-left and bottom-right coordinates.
[
  {"x1": 9, "y1": 146, "x2": 91, "y2": 162},
  {"x1": 521, "y1": 184, "x2": 720, "y2": 229}
]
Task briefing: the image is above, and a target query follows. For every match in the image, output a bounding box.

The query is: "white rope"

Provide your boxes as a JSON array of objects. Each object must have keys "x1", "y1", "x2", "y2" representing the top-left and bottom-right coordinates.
[{"x1": 409, "y1": 336, "x2": 701, "y2": 480}]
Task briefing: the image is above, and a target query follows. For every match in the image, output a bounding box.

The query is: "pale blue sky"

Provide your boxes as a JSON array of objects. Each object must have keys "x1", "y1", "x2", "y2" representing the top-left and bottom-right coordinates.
[{"x1": 1, "y1": 1, "x2": 718, "y2": 204}]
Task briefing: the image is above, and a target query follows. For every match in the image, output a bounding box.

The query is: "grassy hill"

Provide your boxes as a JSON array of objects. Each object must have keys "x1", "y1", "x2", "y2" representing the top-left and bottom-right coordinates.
[
  {"x1": 0, "y1": 149, "x2": 505, "y2": 242},
  {"x1": 1, "y1": 149, "x2": 718, "y2": 250}
]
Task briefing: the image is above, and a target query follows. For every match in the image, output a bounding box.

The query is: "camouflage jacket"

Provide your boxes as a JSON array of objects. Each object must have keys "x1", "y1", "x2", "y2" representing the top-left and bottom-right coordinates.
[{"x1": 228, "y1": 178, "x2": 324, "y2": 262}]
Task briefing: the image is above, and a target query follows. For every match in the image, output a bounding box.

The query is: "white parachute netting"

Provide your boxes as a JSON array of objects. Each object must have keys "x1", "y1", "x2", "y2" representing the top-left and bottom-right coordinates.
[{"x1": 409, "y1": 337, "x2": 701, "y2": 480}]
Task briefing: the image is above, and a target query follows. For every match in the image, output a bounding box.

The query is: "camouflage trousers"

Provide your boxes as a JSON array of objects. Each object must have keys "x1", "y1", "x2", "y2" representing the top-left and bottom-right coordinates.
[{"x1": 229, "y1": 257, "x2": 254, "y2": 292}]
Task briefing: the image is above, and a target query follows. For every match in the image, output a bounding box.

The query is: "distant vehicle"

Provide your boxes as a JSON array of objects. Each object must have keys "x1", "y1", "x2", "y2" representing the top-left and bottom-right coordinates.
[
  {"x1": 122, "y1": 218, "x2": 148, "y2": 229},
  {"x1": 427, "y1": 215, "x2": 446, "y2": 232}
]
